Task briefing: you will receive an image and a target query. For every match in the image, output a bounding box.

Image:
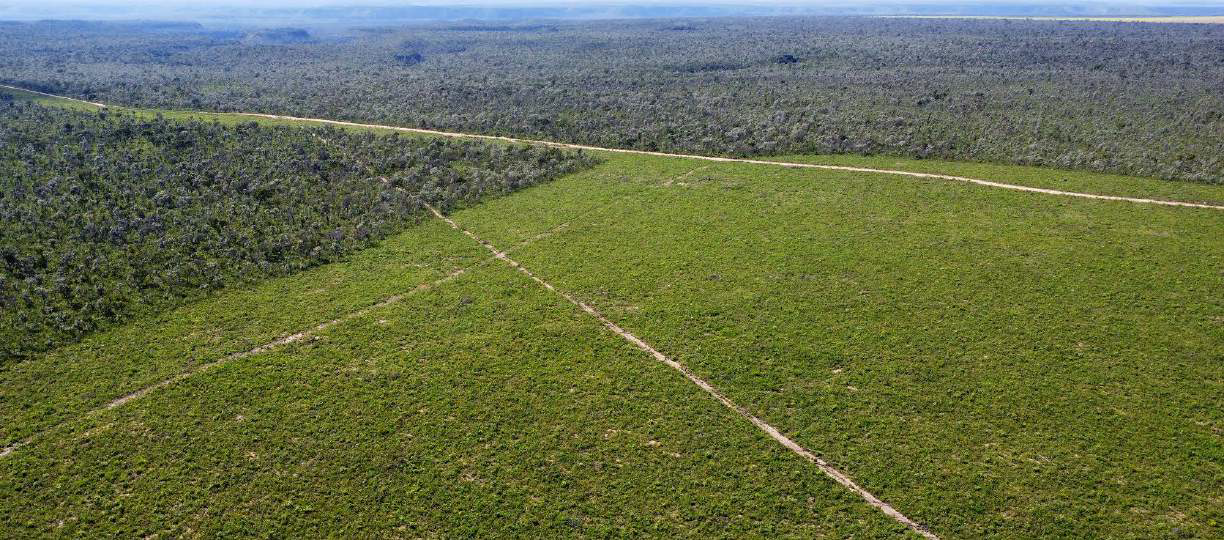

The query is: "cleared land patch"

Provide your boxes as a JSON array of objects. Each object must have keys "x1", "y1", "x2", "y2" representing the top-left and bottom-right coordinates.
[
  {"x1": 448, "y1": 154, "x2": 1224, "y2": 537},
  {"x1": 0, "y1": 262, "x2": 914, "y2": 537},
  {"x1": 426, "y1": 203, "x2": 936, "y2": 537},
  {"x1": 3, "y1": 87, "x2": 1222, "y2": 538},
  {"x1": 0, "y1": 220, "x2": 487, "y2": 450}
]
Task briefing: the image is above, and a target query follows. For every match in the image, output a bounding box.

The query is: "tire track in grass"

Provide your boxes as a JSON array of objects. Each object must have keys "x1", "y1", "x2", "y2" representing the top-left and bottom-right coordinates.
[
  {"x1": 1, "y1": 260, "x2": 493, "y2": 459},
  {"x1": 662, "y1": 164, "x2": 711, "y2": 186},
  {"x1": 5, "y1": 85, "x2": 1216, "y2": 211},
  {"x1": 425, "y1": 204, "x2": 940, "y2": 539},
  {"x1": 505, "y1": 222, "x2": 570, "y2": 254}
]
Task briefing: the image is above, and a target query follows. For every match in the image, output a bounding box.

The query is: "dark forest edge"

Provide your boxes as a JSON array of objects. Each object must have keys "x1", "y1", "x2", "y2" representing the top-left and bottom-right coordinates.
[{"x1": 0, "y1": 99, "x2": 598, "y2": 361}]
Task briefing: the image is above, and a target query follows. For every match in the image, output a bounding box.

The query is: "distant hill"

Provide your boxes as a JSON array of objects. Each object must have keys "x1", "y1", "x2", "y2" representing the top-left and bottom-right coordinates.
[{"x1": 245, "y1": 27, "x2": 313, "y2": 44}]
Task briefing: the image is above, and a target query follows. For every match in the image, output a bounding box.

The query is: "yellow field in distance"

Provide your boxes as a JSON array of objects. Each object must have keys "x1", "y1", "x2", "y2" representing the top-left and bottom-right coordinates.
[{"x1": 882, "y1": 15, "x2": 1224, "y2": 24}]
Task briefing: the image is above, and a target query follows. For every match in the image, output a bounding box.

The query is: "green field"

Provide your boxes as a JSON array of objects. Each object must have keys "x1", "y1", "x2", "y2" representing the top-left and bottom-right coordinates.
[{"x1": 2, "y1": 89, "x2": 1223, "y2": 538}]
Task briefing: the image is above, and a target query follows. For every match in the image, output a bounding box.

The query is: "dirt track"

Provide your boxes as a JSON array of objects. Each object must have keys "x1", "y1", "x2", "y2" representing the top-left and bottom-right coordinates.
[
  {"x1": 0, "y1": 84, "x2": 107, "y2": 108},
  {"x1": 0, "y1": 264, "x2": 483, "y2": 459},
  {"x1": 425, "y1": 204, "x2": 940, "y2": 539},
  {"x1": 4, "y1": 83, "x2": 1220, "y2": 210},
  {"x1": 239, "y1": 112, "x2": 1224, "y2": 211}
]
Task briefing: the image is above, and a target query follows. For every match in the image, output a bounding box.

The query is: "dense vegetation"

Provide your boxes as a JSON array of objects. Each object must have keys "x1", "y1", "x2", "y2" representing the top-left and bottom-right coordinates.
[
  {"x1": 1, "y1": 18, "x2": 1221, "y2": 183},
  {"x1": 0, "y1": 101, "x2": 595, "y2": 361}
]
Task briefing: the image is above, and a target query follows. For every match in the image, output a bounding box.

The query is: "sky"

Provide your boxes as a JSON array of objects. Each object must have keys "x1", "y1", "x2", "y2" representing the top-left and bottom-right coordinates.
[
  {"x1": 1, "y1": 0, "x2": 1220, "y2": 24},
  {"x1": 5, "y1": 0, "x2": 1223, "y2": 6}
]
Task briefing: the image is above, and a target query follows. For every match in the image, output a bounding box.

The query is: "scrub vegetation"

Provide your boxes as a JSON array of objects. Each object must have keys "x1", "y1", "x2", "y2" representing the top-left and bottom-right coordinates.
[
  {"x1": 0, "y1": 99, "x2": 595, "y2": 360},
  {"x1": 1, "y1": 17, "x2": 1222, "y2": 183}
]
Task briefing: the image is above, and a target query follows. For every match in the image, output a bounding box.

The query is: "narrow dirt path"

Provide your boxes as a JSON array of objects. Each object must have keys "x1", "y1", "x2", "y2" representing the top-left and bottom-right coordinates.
[
  {"x1": 240, "y1": 113, "x2": 1223, "y2": 210},
  {"x1": 5, "y1": 84, "x2": 1218, "y2": 210},
  {"x1": 425, "y1": 204, "x2": 940, "y2": 539},
  {"x1": 0, "y1": 261, "x2": 488, "y2": 459}
]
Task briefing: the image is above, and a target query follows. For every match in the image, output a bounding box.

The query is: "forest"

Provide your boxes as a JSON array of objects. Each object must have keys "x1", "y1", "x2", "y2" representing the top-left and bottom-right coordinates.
[
  {"x1": 0, "y1": 18, "x2": 1221, "y2": 184},
  {"x1": 0, "y1": 100, "x2": 596, "y2": 361}
]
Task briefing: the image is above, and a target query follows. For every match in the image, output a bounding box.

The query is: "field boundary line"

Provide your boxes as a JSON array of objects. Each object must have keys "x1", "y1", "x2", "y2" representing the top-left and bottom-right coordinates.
[
  {"x1": 0, "y1": 261, "x2": 488, "y2": 459},
  {"x1": 425, "y1": 204, "x2": 939, "y2": 539},
  {"x1": 0, "y1": 83, "x2": 108, "y2": 108},
  {"x1": 236, "y1": 114, "x2": 1222, "y2": 210},
  {"x1": 4, "y1": 84, "x2": 1216, "y2": 210}
]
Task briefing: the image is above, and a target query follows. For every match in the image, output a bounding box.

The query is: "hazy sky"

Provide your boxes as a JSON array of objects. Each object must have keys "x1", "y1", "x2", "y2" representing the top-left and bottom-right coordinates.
[
  {"x1": 6, "y1": 0, "x2": 1223, "y2": 6},
  {"x1": 2, "y1": 0, "x2": 1220, "y2": 24}
]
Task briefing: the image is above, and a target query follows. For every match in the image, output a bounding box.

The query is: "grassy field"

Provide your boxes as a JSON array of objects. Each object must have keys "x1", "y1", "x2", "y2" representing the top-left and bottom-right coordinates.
[
  {"x1": 456, "y1": 155, "x2": 1223, "y2": 537},
  {"x1": 2, "y1": 88, "x2": 1223, "y2": 537},
  {"x1": 2, "y1": 261, "x2": 915, "y2": 537},
  {"x1": 767, "y1": 154, "x2": 1224, "y2": 206}
]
